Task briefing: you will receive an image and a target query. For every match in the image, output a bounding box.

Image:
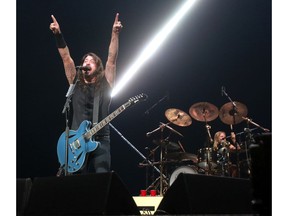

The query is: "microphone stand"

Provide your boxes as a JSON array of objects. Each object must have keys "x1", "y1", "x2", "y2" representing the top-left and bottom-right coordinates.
[
  {"x1": 241, "y1": 116, "x2": 270, "y2": 132},
  {"x1": 226, "y1": 127, "x2": 258, "y2": 138},
  {"x1": 222, "y1": 88, "x2": 240, "y2": 177},
  {"x1": 61, "y1": 68, "x2": 80, "y2": 176}
]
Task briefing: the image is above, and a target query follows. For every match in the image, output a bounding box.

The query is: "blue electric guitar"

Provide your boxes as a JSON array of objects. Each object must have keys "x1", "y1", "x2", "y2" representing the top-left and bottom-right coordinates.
[{"x1": 57, "y1": 93, "x2": 147, "y2": 173}]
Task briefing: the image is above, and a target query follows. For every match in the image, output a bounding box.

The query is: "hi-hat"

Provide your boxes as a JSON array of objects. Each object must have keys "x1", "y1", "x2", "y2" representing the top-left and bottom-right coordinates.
[
  {"x1": 219, "y1": 101, "x2": 248, "y2": 125},
  {"x1": 165, "y1": 108, "x2": 192, "y2": 127},
  {"x1": 189, "y1": 102, "x2": 219, "y2": 122}
]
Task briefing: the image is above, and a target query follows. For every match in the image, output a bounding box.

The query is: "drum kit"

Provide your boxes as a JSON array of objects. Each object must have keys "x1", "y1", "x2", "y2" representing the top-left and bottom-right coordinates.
[{"x1": 140, "y1": 100, "x2": 270, "y2": 196}]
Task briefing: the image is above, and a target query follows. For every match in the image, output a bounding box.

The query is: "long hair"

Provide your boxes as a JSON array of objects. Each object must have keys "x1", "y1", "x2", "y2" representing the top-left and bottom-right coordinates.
[
  {"x1": 213, "y1": 131, "x2": 225, "y2": 150},
  {"x1": 78, "y1": 52, "x2": 104, "y2": 89}
]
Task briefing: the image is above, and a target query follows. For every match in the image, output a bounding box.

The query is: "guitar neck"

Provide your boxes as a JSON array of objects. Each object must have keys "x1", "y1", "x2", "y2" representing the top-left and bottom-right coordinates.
[{"x1": 85, "y1": 101, "x2": 130, "y2": 139}]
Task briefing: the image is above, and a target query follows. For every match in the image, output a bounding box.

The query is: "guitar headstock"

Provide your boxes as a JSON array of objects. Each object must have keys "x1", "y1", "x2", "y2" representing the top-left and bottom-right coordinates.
[{"x1": 129, "y1": 93, "x2": 148, "y2": 104}]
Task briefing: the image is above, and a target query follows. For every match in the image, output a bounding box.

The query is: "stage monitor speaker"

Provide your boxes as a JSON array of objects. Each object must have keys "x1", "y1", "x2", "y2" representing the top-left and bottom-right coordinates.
[
  {"x1": 17, "y1": 178, "x2": 32, "y2": 216},
  {"x1": 24, "y1": 172, "x2": 140, "y2": 215},
  {"x1": 249, "y1": 132, "x2": 272, "y2": 215},
  {"x1": 155, "y1": 173, "x2": 253, "y2": 215}
]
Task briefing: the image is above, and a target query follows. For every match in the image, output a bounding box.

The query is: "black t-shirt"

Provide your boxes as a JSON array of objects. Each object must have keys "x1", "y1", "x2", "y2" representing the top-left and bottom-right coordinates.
[{"x1": 71, "y1": 78, "x2": 111, "y2": 136}]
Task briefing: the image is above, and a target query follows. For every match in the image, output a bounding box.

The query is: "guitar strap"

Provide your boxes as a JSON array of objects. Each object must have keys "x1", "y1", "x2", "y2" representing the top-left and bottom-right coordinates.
[{"x1": 92, "y1": 86, "x2": 100, "y2": 124}]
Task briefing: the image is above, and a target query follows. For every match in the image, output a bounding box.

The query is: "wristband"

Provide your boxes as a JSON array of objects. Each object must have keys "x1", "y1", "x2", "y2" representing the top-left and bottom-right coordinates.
[{"x1": 55, "y1": 33, "x2": 67, "y2": 48}]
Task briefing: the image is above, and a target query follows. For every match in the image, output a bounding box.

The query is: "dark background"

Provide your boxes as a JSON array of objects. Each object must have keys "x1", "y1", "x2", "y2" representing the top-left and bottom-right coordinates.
[{"x1": 17, "y1": 0, "x2": 271, "y2": 196}]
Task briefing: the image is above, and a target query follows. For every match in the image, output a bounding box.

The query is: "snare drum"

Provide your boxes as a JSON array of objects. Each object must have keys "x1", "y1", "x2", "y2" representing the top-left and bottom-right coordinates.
[
  {"x1": 169, "y1": 165, "x2": 198, "y2": 186},
  {"x1": 197, "y1": 147, "x2": 217, "y2": 169}
]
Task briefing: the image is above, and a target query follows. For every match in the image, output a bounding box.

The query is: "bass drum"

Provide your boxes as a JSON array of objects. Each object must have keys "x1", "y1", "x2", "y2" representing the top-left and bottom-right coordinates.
[{"x1": 169, "y1": 166, "x2": 198, "y2": 186}]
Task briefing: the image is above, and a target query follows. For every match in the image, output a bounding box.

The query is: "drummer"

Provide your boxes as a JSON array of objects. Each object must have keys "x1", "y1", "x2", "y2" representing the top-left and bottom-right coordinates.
[
  {"x1": 213, "y1": 131, "x2": 240, "y2": 151},
  {"x1": 213, "y1": 131, "x2": 241, "y2": 177}
]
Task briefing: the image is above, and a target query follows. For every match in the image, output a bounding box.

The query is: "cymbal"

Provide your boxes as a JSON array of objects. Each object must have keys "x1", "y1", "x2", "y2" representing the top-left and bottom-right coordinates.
[
  {"x1": 166, "y1": 152, "x2": 198, "y2": 163},
  {"x1": 189, "y1": 102, "x2": 219, "y2": 122},
  {"x1": 219, "y1": 101, "x2": 248, "y2": 125},
  {"x1": 165, "y1": 108, "x2": 192, "y2": 127},
  {"x1": 153, "y1": 139, "x2": 180, "y2": 150}
]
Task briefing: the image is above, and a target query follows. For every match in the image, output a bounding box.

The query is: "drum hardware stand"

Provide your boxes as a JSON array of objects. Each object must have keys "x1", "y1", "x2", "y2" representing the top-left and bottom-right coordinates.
[
  {"x1": 188, "y1": 102, "x2": 219, "y2": 176},
  {"x1": 142, "y1": 148, "x2": 169, "y2": 196},
  {"x1": 225, "y1": 127, "x2": 258, "y2": 178},
  {"x1": 222, "y1": 87, "x2": 242, "y2": 177},
  {"x1": 230, "y1": 124, "x2": 241, "y2": 178},
  {"x1": 203, "y1": 113, "x2": 214, "y2": 175},
  {"x1": 146, "y1": 174, "x2": 169, "y2": 195},
  {"x1": 145, "y1": 123, "x2": 175, "y2": 196},
  {"x1": 217, "y1": 142, "x2": 231, "y2": 177},
  {"x1": 226, "y1": 127, "x2": 258, "y2": 139},
  {"x1": 242, "y1": 127, "x2": 256, "y2": 176},
  {"x1": 177, "y1": 140, "x2": 185, "y2": 152},
  {"x1": 143, "y1": 146, "x2": 156, "y2": 190},
  {"x1": 159, "y1": 122, "x2": 184, "y2": 151},
  {"x1": 217, "y1": 155, "x2": 226, "y2": 176},
  {"x1": 158, "y1": 127, "x2": 169, "y2": 196},
  {"x1": 236, "y1": 113, "x2": 270, "y2": 178},
  {"x1": 242, "y1": 117, "x2": 270, "y2": 132},
  {"x1": 146, "y1": 122, "x2": 183, "y2": 138},
  {"x1": 109, "y1": 123, "x2": 164, "y2": 182}
]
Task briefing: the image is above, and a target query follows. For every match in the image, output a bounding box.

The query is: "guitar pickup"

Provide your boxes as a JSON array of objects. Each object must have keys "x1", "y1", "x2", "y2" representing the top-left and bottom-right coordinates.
[{"x1": 70, "y1": 139, "x2": 81, "y2": 150}]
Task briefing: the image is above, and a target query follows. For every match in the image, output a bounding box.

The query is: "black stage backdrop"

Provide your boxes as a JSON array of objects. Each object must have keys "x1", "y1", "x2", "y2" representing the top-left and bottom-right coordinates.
[{"x1": 17, "y1": 0, "x2": 271, "y2": 196}]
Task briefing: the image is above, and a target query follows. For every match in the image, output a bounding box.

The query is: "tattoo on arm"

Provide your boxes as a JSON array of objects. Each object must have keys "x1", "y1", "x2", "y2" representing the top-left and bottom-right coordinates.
[{"x1": 65, "y1": 63, "x2": 76, "y2": 84}]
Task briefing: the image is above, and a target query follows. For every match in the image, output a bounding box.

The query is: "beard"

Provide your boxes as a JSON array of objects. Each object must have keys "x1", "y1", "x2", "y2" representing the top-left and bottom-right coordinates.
[{"x1": 84, "y1": 69, "x2": 98, "y2": 79}]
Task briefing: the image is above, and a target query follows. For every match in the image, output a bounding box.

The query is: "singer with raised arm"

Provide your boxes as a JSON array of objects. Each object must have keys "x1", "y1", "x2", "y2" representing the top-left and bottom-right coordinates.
[{"x1": 50, "y1": 13, "x2": 123, "y2": 174}]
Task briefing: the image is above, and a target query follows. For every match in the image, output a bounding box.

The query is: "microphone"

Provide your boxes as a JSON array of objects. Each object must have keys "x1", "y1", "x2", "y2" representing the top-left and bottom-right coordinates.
[{"x1": 76, "y1": 65, "x2": 91, "y2": 71}]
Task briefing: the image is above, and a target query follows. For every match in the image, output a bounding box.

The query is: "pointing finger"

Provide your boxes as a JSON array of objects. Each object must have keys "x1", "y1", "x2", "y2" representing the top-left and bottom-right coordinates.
[
  {"x1": 51, "y1": 15, "x2": 58, "y2": 24},
  {"x1": 114, "y1": 13, "x2": 119, "y2": 24}
]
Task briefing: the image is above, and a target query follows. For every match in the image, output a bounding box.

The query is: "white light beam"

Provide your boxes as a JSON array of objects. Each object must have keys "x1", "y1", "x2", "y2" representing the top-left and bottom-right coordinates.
[{"x1": 111, "y1": 0, "x2": 198, "y2": 97}]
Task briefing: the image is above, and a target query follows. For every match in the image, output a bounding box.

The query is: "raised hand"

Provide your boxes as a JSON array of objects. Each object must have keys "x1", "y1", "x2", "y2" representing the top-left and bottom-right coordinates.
[
  {"x1": 112, "y1": 13, "x2": 123, "y2": 34},
  {"x1": 50, "y1": 15, "x2": 61, "y2": 34}
]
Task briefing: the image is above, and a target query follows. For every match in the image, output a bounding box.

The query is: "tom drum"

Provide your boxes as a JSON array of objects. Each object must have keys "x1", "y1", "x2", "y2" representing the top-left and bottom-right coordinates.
[{"x1": 197, "y1": 147, "x2": 217, "y2": 169}]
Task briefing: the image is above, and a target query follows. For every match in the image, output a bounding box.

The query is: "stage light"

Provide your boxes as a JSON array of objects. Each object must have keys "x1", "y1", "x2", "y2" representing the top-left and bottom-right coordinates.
[{"x1": 111, "y1": 0, "x2": 198, "y2": 97}]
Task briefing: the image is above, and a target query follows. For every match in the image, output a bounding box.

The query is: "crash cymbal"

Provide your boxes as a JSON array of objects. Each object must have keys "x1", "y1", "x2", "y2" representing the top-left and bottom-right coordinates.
[
  {"x1": 165, "y1": 108, "x2": 192, "y2": 127},
  {"x1": 219, "y1": 101, "x2": 248, "y2": 125},
  {"x1": 189, "y1": 102, "x2": 219, "y2": 122},
  {"x1": 166, "y1": 152, "x2": 198, "y2": 163}
]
